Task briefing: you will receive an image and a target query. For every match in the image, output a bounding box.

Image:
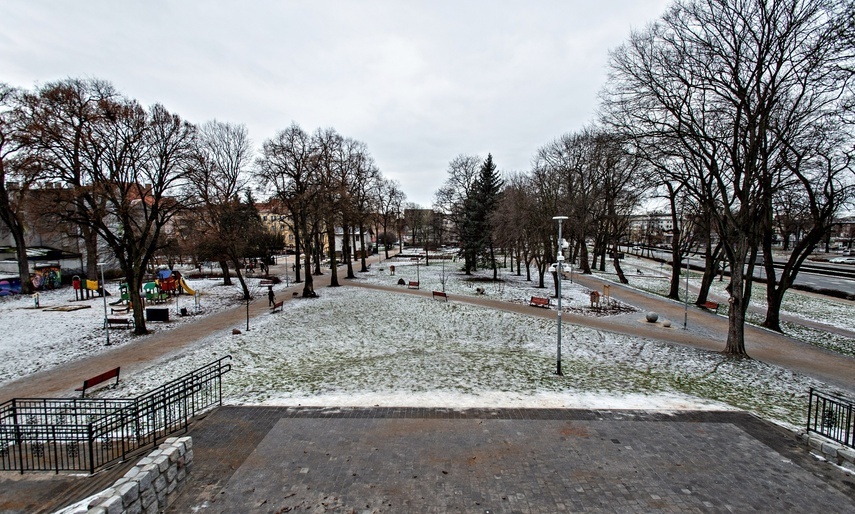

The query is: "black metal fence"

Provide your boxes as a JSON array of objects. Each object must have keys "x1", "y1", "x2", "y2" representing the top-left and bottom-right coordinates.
[
  {"x1": 807, "y1": 388, "x2": 854, "y2": 449},
  {"x1": 0, "y1": 355, "x2": 231, "y2": 473}
]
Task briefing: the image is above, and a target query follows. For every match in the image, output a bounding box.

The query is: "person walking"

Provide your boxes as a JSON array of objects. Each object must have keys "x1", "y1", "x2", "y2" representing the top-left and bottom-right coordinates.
[{"x1": 268, "y1": 287, "x2": 275, "y2": 306}]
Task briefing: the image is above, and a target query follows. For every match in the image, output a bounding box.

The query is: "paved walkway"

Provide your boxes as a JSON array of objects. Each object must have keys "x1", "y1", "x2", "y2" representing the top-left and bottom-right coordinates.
[{"x1": 167, "y1": 406, "x2": 855, "y2": 513}]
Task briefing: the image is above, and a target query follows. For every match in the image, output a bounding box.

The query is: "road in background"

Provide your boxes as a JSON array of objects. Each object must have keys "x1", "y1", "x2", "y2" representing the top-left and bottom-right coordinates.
[{"x1": 621, "y1": 245, "x2": 855, "y2": 296}]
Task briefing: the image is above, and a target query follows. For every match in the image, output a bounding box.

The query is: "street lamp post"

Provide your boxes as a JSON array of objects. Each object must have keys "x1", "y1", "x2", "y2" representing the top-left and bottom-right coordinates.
[
  {"x1": 683, "y1": 254, "x2": 690, "y2": 329},
  {"x1": 97, "y1": 263, "x2": 110, "y2": 346},
  {"x1": 553, "y1": 215, "x2": 568, "y2": 376}
]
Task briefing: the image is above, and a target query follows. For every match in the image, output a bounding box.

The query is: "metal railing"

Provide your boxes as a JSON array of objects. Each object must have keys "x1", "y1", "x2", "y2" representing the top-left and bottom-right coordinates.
[
  {"x1": 807, "y1": 388, "x2": 854, "y2": 449},
  {"x1": 0, "y1": 355, "x2": 231, "y2": 473}
]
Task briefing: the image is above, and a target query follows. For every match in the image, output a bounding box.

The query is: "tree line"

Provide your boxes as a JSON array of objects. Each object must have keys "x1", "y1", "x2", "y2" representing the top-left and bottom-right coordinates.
[
  {"x1": 0, "y1": 78, "x2": 406, "y2": 334},
  {"x1": 435, "y1": 0, "x2": 853, "y2": 357}
]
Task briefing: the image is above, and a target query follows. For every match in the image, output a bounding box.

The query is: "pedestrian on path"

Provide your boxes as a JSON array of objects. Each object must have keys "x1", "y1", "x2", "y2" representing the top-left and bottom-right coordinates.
[{"x1": 268, "y1": 287, "x2": 275, "y2": 306}]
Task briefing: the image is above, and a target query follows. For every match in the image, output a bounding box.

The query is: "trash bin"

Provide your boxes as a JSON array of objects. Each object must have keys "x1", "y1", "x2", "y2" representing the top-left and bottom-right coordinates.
[
  {"x1": 146, "y1": 307, "x2": 169, "y2": 322},
  {"x1": 180, "y1": 307, "x2": 189, "y2": 317}
]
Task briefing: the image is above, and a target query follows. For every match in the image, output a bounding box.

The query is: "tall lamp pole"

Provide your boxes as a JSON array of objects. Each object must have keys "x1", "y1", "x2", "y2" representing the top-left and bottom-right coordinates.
[
  {"x1": 683, "y1": 254, "x2": 690, "y2": 329},
  {"x1": 553, "y1": 215, "x2": 568, "y2": 376},
  {"x1": 97, "y1": 262, "x2": 110, "y2": 346}
]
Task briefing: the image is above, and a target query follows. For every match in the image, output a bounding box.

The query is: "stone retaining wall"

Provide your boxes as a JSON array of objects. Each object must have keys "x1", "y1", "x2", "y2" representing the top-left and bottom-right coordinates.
[
  {"x1": 800, "y1": 431, "x2": 855, "y2": 472},
  {"x1": 85, "y1": 436, "x2": 192, "y2": 514}
]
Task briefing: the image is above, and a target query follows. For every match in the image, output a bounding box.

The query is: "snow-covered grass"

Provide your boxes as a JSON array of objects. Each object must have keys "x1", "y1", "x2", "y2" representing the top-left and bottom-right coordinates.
[
  {"x1": 594, "y1": 254, "x2": 855, "y2": 358},
  {"x1": 102, "y1": 285, "x2": 828, "y2": 430},
  {"x1": 0, "y1": 255, "x2": 851, "y2": 433},
  {"x1": 0, "y1": 269, "x2": 257, "y2": 385}
]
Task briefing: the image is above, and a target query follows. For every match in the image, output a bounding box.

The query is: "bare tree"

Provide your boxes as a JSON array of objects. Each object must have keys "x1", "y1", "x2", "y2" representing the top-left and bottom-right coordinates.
[
  {"x1": 0, "y1": 84, "x2": 36, "y2": 294},
  {"x1": 20, "y1": 78, "x2": 119, "y2": 279},
  {"x1": 374, "y1": 178, "x2": 405, "y2": 259},
  {"x1": 602, "y1": 0, "x2": 853, "y2": 355},
  {"x1": 255, "y1": 123, "x2": 319, "y2": 297},
  {"x1": 434, "y1": 154, "x2": 481, "y2": 250},
  {"x1": 51, "y1": 98, "x2": 196, "y2": 334},
  {"x1": 188, "y1": 119, "x2": 254, "y2": 297}
]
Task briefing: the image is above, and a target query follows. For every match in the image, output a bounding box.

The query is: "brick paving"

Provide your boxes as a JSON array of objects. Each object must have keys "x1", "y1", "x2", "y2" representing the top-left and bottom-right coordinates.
[{"x1": 169, "y1": 407, "x2": 855, "y2": 513}]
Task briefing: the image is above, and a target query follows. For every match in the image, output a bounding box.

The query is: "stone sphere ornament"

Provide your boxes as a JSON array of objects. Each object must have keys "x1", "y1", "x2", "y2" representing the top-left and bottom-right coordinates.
[{"x1": 645, "y1": 312, "x2": 659, "y2": 323}]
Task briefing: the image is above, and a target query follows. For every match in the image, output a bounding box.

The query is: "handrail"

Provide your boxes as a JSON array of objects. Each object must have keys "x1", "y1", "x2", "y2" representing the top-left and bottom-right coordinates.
[
  {"x1": 807, "y1": 388, "x2": 854, "y2": 450},
  {"x1": 0, "y1": 356, "x2": 231, "y2": 473}
]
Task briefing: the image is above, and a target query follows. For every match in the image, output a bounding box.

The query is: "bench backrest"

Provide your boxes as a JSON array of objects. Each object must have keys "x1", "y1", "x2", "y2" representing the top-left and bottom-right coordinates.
[
  {"x1": 531, "y1": 297, "x2": 549, "y2": 305},
  {"x1": 84, "y1": 367, "x2": 120, "y2": 388}
]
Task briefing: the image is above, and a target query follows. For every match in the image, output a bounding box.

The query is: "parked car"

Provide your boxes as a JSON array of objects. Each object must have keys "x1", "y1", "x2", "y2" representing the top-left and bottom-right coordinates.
[{"x1": 829, "y1": 256, "x2": 855, "y2": 264}]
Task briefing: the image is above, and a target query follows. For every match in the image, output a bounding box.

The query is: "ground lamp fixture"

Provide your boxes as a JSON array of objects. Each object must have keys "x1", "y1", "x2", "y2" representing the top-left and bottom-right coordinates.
[
  {"x1": 553, "y1": 215, "x2": 568, "y2": 376},
  {"x1": 97, "y1": 262, "x2": 110, "y2": 346}
]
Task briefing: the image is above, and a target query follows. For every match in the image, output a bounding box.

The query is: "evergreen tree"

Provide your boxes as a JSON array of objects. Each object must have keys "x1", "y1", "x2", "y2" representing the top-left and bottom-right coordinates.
[
  {"x1": 461, "y1": 154, "x2": 504, "y2": 276},
  {"x1": 476, "y1": 154, "x2": 504, "y2": 278}
]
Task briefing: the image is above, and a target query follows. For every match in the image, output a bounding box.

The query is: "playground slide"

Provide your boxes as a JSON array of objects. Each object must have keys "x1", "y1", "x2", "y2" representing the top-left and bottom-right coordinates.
[{"x1": 179, "y1": 277, "x2": 195, "y2": 295}]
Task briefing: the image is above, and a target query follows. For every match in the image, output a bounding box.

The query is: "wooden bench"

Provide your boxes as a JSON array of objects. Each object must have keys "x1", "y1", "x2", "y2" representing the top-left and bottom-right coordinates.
[
  {"x1": 260, "y1": 279, "x2": 274, "y2": 286},
  {"x1": 530, "y1": 296, "x2": 551, "y2": 308},
  {"x1": 700, "y1": 300, "x2": 720, "y2": 314},
  {"x1": 106, "y1": 317, "x2": 133, "y2": 329},
  {"x1": 75, "y1": 367, "x2": 120, "y2": 397},
  {"x1": 408, "y1": 281, "x2": 420, "y2": 290},
  {"x1": 110, "y1": 305, "x2": 130, "y2": 314},
  {"x1": 271, "y1": 300, "x2": 284, "y2": 313},
  {"x1": 432, "y1": 291, "x2": 448, "y2": 302}
]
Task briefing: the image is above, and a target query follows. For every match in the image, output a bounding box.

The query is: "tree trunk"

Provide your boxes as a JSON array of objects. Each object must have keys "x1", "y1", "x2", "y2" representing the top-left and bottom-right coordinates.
[
  {"x1": 668, "y1": 222, "x2": 683, "y2": 301},
  {"x1": 313, "y1": 232, "x2": 323, "y2": 276},
  {"x1": 81, "y1": 226, "x2": 99, "y2": 280},
  {"x1": 613, "y1": 244, "x2": 628, "y2": 284},
  {"x1": 490, "y1": 242, "x2": 498, "y2": 280},
  {"x1": 127, "y1": 274, "x2": 148, "y2": 335},
  {"x1": 328, "y1": 226, "x2": 340, "y2": 287},
  {"x1": 524, "y1": 254, "x2": 532, "y2": 281},
  {"x1": 359, "y1": 225, "x2": 369, "y2": 272},
  {"x1": 695, "y1": 240, "x2": 722, "y2": 306},
  {"x1": 218, "y1": 261, "x2": 232, "y2": 285},
  {"x1": 342, "y1": 224, "x2": 353, "y2": 275},
  {"x1": 578, "y1": 243, "x2": 592, "y2": 274},
  {"x1": 723, "y1": 243, "x2": 753, "y2": 356},
  {"x1": 7, "y1": 223, "x2": 33, "y2": 295},
  {"x1": 232, "y1": 263, "x2": 250, "y2": 300},
  {"x1": 292, "y1": 218, "x2": 303, "y2": 283},
  {"x1": 762, "y1": 226, "x2": 826, "y2": 332}
]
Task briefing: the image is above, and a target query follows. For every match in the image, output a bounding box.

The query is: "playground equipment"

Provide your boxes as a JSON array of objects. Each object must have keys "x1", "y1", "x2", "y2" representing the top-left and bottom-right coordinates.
[
  {"x1": 72, "y1": 275, "x2": 110, "y2": 301},
  {"x1": 152, "y1": 269, "x2": 195, "y2": 297},
  {"x1": 143, "y1": 281, "x2": 168, "y2": 303},
  {"x1": 179, "y1": 277, "x2": 195, "y2": 295},
  {"x1": 109, "y1": 283, "x2": 130, "y2": 306}
]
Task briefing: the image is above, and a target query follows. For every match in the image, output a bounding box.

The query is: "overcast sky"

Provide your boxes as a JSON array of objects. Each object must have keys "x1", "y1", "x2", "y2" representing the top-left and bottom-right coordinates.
[{"x1": 1, "y1": 0, "x2": 671, "y2": 206}]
